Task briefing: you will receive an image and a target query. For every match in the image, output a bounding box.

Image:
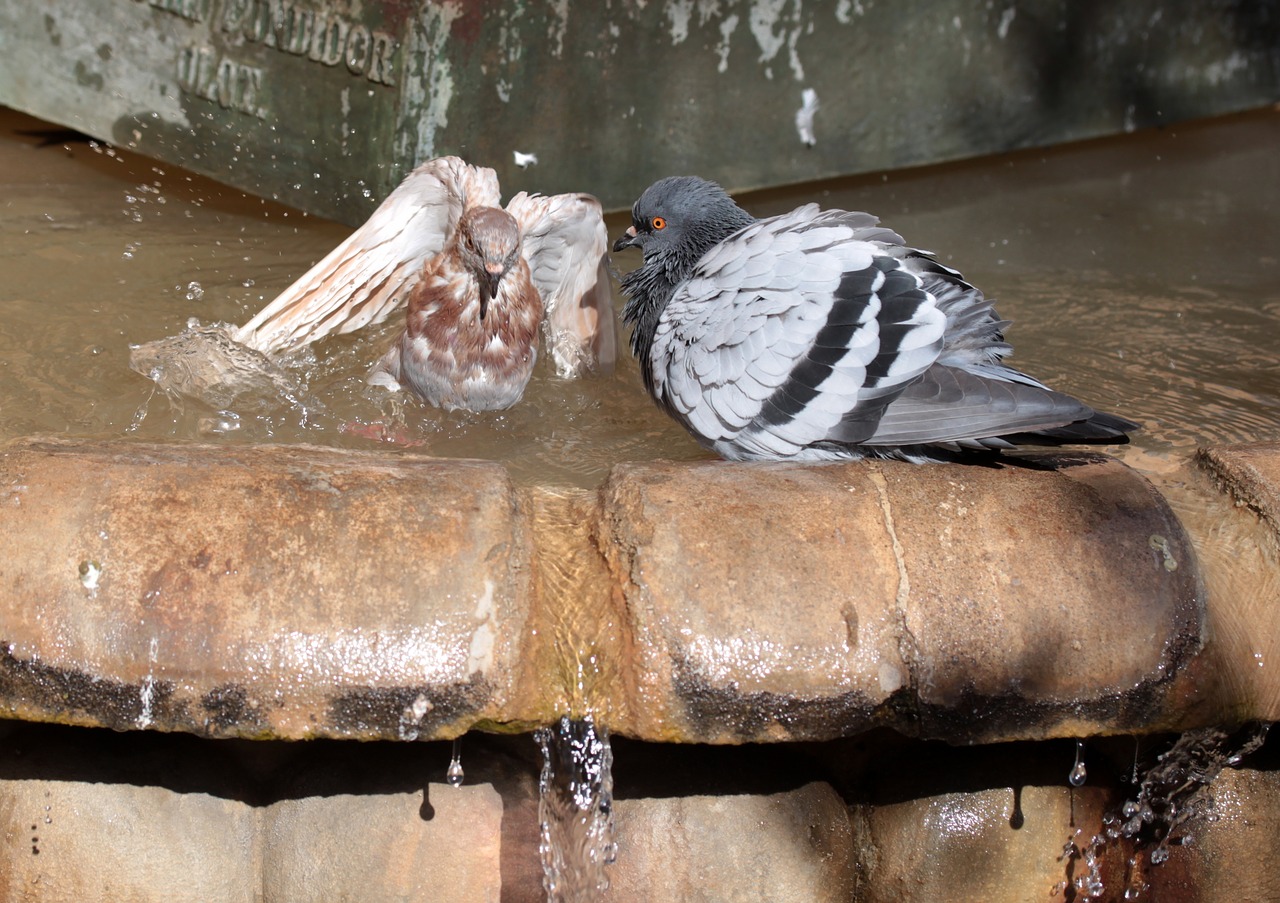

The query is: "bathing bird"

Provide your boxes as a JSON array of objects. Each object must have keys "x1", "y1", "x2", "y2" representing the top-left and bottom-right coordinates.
[
  {"x1": 232, "y1": 157, "x2": 615, "y2": 410},
  {"x1": 367, "y1": 205, "x2": 540, "y2": 410},
  {"x1": 613, "y1": 176, "x2": 1137, "y2": 461}
]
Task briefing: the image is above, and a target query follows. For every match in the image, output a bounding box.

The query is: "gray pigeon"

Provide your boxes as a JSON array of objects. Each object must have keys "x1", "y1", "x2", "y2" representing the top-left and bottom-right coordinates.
[{"x1": 612, "y1": 176, "x2": 1137, "y2": 462}]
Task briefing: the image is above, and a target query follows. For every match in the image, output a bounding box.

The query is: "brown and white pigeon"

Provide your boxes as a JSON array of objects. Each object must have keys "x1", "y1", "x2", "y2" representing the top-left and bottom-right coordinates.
[
  {"x1": 613, "y1": 176, "x2": 1136, "y2": 461},
  {"x1": 233, "y1": 157, "x2": 615, "y2": 410}
]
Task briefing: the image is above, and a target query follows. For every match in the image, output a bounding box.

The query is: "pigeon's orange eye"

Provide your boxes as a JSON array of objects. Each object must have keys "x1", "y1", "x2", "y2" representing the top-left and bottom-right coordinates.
[{"x1": 651, "y1": 216, "x2": 666, "y2": 231}]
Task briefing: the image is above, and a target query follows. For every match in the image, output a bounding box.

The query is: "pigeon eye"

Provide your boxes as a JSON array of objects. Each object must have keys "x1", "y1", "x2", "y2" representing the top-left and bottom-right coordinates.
[{"x1": 651, "y1": 216, "x2": 667, "y2": 231}]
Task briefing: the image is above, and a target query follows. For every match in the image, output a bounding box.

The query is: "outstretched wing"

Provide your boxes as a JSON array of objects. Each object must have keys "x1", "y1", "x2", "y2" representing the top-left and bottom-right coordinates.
[
  {"x1": 233, "y1": 157, "x2": 501, "y2": 356},
  {"x1": 652, "y1": 206, "x2": 947, "y2": 459},
  {"x1": 506, "y1": 191, "x2": 616, "y2": 378}
]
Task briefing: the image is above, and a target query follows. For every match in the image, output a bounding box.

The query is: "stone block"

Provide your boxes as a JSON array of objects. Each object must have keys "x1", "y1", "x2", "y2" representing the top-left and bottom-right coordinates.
[
  {"x1": 606, "y1": 782, "x2": 856, "y2": 902},
  {"x1": 0, "y1": 439, "x2": 537, "y2": 740},
  {"x1": 597, "y1": 455, "x2": 1203, "y2": 743}
]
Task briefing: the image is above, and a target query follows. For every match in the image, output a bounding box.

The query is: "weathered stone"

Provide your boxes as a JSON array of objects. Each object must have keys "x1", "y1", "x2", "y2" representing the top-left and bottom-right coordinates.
[
  {"x1": 0, "y1": 438, "x2": 538, "y2": 740},
  {"x1": 1189, "y1": 442, "x2": 1280, "y2": 722},
  {"x1": 262, "y1": 785, "x2": 505, "y2": 902},
  {"x1": 598, "y1": 455, "x2": 1203, "y2": 743},
  {"x1": 856, "y1": 784, "x2": 1116, "y2": 902},
  {"x1": 0, "y1": 725, "x2": 257, "y2": 903},
  {"x1": 607, "y1": 782, "x2": 856, "y2": 902},
  {"x1": 1197, "y1": 441, "x2": 1280, "y2": 540},
  {"x1": 1146, "y1": 764, "x2": 1280, "y2": 903}
]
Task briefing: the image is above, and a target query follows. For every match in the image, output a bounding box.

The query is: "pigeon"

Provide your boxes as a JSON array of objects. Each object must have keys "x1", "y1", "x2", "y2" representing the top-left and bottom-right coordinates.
[
  {"x1": 612, "y1": 176, "x2": 1137, "y2": 462},
  {"x1": 367, "y1": 205, "x2": 541, "y2": 410},
  {"x1": 231, "y1": 156, "x2": 616, "y2": 409}
]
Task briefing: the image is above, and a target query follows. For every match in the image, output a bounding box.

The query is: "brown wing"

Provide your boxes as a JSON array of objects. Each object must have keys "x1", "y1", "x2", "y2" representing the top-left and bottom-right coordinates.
[
  {"x1": 506, "y1": 191, "x2": 616, "y2": 377},
  {"x1": 233, "y1": 157, "x2": 501, "y2": 356}
]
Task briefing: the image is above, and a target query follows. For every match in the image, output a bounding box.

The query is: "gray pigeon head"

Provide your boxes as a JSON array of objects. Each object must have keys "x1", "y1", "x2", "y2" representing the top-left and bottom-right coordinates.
[
  {"x1": 613, "y1": 176, "x2": 751, "y2": 270},
  {"x1": 615, "y1": 176, "x2": 756, "y2": 370}
]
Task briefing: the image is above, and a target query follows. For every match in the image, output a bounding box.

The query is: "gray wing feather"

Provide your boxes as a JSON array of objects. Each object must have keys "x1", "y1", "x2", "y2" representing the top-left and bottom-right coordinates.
[
  {"x1": 857, "y1": 365, "x2": 1095, "y2": 445},
  {"x1": 655, "y1": 207, "x2": 947, "y2": 458}
]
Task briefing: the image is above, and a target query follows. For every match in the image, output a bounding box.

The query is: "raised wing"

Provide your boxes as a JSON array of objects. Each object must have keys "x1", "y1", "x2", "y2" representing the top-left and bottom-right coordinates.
[
  {"x1": 233, "y1": 157, "x2": 501, "y2": 356},
  {"x1": 506, "y1": 191, "x2": 616, "y2": 377},
  {"x1": 651, "y1": 206, "x2": 947, "y2": 460}
]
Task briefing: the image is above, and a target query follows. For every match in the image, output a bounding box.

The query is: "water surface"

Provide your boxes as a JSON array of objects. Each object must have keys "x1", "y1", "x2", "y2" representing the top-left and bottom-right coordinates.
[{"x1": 2, "y1": 106, "x2": 1277, "y2": 485}]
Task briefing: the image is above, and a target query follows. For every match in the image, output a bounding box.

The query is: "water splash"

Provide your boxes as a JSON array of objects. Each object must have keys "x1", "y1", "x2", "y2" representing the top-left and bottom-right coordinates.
[
  {"x1": 446, "y1": 736, "x2": 464, "y2": 787},
  {"x1": 1059, "y1": 724, "x2": 1269, "y2": 900},
  {"x1": 536, "y1": 716, "x2": 617, "y2": 902}
]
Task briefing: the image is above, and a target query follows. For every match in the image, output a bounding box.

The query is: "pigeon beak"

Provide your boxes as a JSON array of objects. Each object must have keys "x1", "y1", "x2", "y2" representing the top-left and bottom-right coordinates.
[
  {"x1": 612, "y1": 225, "x2": 641, "y2": 253},
  {"x1": 479, "y1": 264, "x2": 505, "y2": 320}
]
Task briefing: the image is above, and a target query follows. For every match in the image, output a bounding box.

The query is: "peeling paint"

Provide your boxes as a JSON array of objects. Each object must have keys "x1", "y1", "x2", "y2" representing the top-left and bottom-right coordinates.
[
  {"x1": 396, "y1": 2, "x2": 462, "y2": 165},
  {"x1": 1204, "y1": 51, "x2": 1250, "y2": 86},
  {"x1": 795, "y1": 86, "x2": 818, "y2": 145},
  {"x1": 748, "y1": 0, "x2": 807, "y2": 81},
  {"x1": 546, "y1": 0, "x2": 571, "y2": 58},
  {"x1": 715, "y1": 13, "x2": 740, "y2": 72},
  {"x1": 666, "y1": 0, "x2": 694, "y2": 43},
  {"x1": 997, "y1": 5, "x2": 1016, "y2": 39}
]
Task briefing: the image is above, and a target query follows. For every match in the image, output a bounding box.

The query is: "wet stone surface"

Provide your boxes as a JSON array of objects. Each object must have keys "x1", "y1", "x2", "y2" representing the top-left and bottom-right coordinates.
[
  {"x1": 1197, "y1": 441, "x2": 1280, "y2": 541},
  {"x1": 0, "y1": 438, "x2": 539, "y2": 740},
  {"x1": 598, "y1": 455, "x2": 1205, "y2": 743},
  {"x1": 0, "y1": 438, "x2": 1217, "y2": 743}
]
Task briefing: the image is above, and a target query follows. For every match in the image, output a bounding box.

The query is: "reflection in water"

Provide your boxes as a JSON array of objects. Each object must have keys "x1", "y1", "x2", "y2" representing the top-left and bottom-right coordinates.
[
  {"x1": 1, "y1": 105, "x2": 1278, "y2": 488},
  {"x1": 536, "y1": 716, "x2": 617, "y2": 902}
]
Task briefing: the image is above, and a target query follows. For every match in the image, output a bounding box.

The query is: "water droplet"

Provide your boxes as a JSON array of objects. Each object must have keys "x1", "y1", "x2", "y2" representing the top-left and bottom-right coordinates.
[
  {"x1": 1069, "y1": 740, "x2": 1088, "y2": 787},
  {"x1": 446, "y1": 736, "x2": 464, "y2": 787},
  {"x1": 185, "y1": 281, "x2": 204, "y2": 301},
  {"x1": 1150, "y1": 845, "x2": 1169, "y2": 865},
  {"x1": 79, "y1": 560, "x2": 103, "y2": 591}
]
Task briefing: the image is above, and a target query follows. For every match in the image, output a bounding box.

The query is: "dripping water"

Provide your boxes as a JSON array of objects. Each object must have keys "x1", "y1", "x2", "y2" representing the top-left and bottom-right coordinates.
[
  {"x1": 536, "y1": 715, "x2": 617, "y2": 902},
  {"x1": 1059, "y1": 724, "x2": 1269, "y2": 901},
  {"x1": 446, "y1": 736, "x2": 464, "y2": 787},
  {"x1": 1069, "y1": 739, "x2": 1088, "y2": 787}
]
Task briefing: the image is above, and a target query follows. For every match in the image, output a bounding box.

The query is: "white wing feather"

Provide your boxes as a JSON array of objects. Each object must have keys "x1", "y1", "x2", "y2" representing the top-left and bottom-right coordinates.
[
  {"x1": 233, "y1": 157, "x2": 500, "y2": 355},
  {"x1": 507, "y1": 191, "x2": 616, "y2": 377}
]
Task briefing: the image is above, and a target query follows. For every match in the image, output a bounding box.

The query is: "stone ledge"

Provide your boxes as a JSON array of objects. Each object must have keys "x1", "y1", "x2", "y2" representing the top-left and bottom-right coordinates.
[
  {"x1": 1196, "y1": 442, "x2": 1280, "y2": 540},
  {"x1": 597, "y1": 456, "x2": 1203, "y2": 743},
  {"x1": 0, "y1": 438, "x2": 1226, "y2": 743},
  {"x1": 0, "y1": 439, "x2": 539, "y2": 740}
]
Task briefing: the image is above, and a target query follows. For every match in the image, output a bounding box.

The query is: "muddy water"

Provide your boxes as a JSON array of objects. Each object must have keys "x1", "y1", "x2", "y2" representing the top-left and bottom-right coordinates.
[{"x1": 2, "y1": 106, "x2": 1277, "y2": 487}]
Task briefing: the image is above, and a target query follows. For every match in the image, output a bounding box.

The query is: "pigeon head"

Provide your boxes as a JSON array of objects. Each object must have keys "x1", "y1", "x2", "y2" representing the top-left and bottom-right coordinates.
[
  {"x1": 613, "y1": 176, "x2": 753, "y2": 270},
  {"x1": 457, "y1": 206, "x2": 522, "y2": 320},
  {"x1": 614, "y1": 177, "x2": 755, "y2": 362}
]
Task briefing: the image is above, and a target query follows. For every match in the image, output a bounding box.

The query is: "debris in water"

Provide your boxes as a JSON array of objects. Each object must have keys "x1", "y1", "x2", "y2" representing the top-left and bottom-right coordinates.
[
  {"x1": 537, "y1": 715, "x2": 616, "y2": 902},
  {"x1": 513, "y1": 150, "x2": 538, "y2": 168}
]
